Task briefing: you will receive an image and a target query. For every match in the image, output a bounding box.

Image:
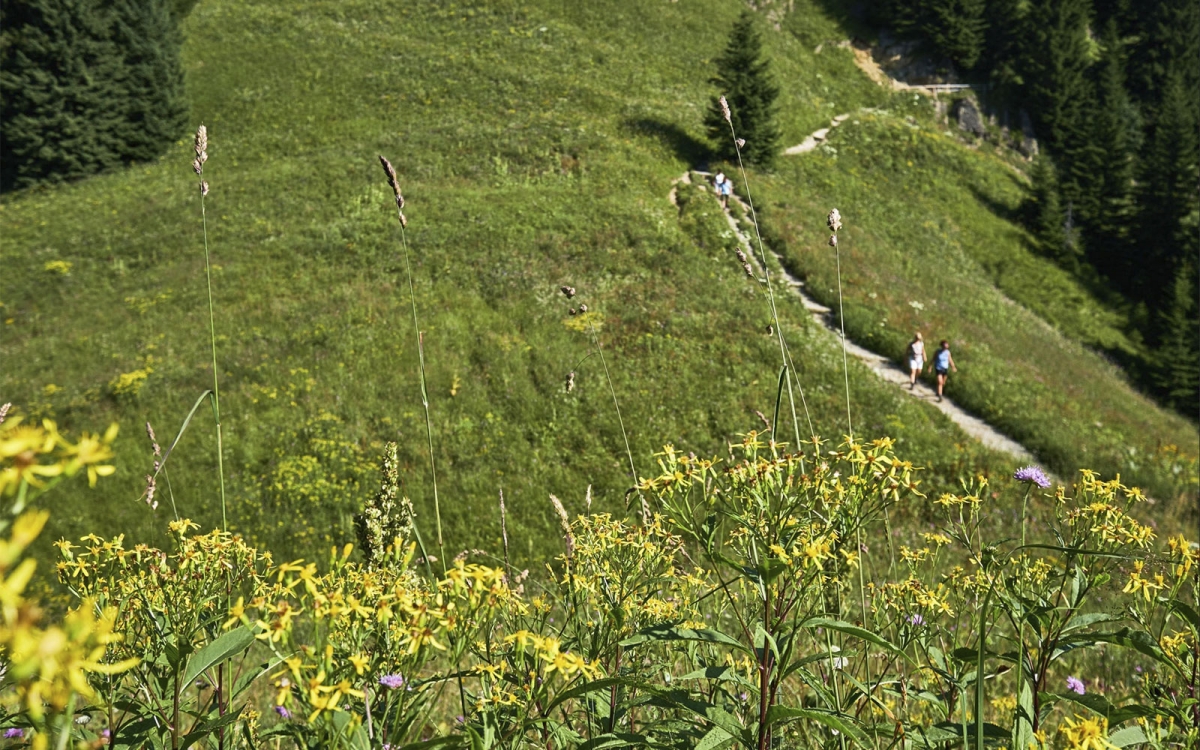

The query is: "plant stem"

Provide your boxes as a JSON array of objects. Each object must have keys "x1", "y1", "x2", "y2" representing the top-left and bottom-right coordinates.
[
  {"x1": 200, "y1": 191, "x2": 227, "y2": 531},
  {"x1": 395, "y1": 208, "x2": 445, "y2": 572},
  {"x1": 833, "y1": 238, "x2": 853, "y2": 439},
  {"x1": 586, "y1": 321, "x2": 641, "y2": 520}
]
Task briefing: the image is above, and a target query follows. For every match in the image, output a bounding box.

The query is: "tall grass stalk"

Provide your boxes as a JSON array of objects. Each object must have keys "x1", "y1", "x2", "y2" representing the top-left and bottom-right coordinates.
[
  {"x1": 378, "y1": 155, "x2": 445, "y2": 572},
  {"x1": 193, "y1": 125, "x2": 227, "y2": 531},
  {"x1": 719, "y1": 98, "x2": 813, "y2": 454},
  {"x1": 585, "y1": 320, "x2": 645, "y2": 522},
  {"x1": 827, "y1": 213, "x2": 853, "y2": 439}
]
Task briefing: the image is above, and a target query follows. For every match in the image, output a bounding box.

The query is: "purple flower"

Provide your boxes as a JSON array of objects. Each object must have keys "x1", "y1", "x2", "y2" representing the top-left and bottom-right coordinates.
[
  {"x1": 1014, "y1": 466, "x2": 1051, "y2": 488},
  {"x1": 275, "y1": 705, "x2": 292, "y2": 719},
  {"x1": 1066, "y1": 676, "x2": 1086, "y2": 695},
  {"x1": 379, "y1": 673, "x2": 405, "y2": 689},
  {"x1": 4, "y1": 728, "x2": 24, "y2": 738},
  {"x1": 907, "y1": 613, "x2": 925, "y2": 626}
]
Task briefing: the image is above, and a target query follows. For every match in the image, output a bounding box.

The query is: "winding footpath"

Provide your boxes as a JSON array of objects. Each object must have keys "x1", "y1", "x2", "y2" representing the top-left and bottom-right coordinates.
[{"x1": 669, "y1": 168, "x2": 1036, "y2": 462}]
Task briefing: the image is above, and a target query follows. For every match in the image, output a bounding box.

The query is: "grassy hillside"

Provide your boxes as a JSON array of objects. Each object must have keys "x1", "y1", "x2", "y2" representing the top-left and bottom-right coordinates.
[{"x1": 1, "y1": 0, "x2": 1193, "y2": 571}]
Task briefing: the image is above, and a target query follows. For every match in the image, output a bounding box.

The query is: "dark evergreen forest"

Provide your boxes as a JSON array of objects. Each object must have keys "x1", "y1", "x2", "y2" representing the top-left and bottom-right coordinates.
[
  {"x1": 0, "y1": 0, "x2": 196, "y2": 191},
  {"x1": 871, "y1": 0, "x2": 1199, "y2": 417}
]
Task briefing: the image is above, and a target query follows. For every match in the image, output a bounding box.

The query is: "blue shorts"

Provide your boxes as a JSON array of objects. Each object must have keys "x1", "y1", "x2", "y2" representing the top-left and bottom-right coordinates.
[{"x1": 936, "y1": 367, "x2": 949, "y2": 376}]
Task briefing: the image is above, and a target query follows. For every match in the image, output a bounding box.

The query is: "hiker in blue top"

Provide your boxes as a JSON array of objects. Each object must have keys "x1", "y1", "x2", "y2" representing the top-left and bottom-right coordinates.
[
  {"x1": 933, "y1": 339, "x2": 957, "y2": 403},
  {"x1": 714, "y1": 171, "x2": 733, "y2": 208}
]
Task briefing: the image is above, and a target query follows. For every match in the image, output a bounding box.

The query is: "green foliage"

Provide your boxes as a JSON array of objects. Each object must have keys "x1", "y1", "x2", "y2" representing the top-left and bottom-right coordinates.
[
  {"x1": 704, "y1": 10, "x2": 780, "y2": 167},
  {"x1": 1025, "y1": 154, "x2": 1070, "y2": 266},
  {"x1": 1153, "y1": 260, "x2": 1200, "y2": 415},
  {"x1": 0, "y1": 0, "x2": 186, "y2": 191}
]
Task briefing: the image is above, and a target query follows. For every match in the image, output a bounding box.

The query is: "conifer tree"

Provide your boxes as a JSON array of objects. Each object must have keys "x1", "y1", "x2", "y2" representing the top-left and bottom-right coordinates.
[
  {"x1": 0, "y1": 0, "x2": 187, "y2": 191},
  {"x1": 1025, "y1": 155, "x2": 1073, "y2": 266},
  {"x1": 1153, "y1": 259, "x2": 1200, "y2": 415},
  {"x1": 919, "y1": 0, "x2": 988, "y2": 71},
  {"x1": 705, "y1": 10, "x2": 780, "y2": 168},
  {"x1": 1084, "y1": 19, "x2": 1139, "y2": 281},
  {"x1": 1019, "y1": 0, "x2": 1100, "y2": 219},
  {"x1": 1134, "y1": 66, "x2": 1199, "y2": 304}
]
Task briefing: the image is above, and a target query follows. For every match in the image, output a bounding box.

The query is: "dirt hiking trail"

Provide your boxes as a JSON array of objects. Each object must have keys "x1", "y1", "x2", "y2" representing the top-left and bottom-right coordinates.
[{"x1": 670, "y1": 170, "x2": 1036, "y2": 462}]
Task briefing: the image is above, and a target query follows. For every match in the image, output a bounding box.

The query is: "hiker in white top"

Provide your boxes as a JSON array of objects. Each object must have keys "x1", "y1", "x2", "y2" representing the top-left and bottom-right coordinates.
[
  {"x1": 906, "y1": 332, "x2": 925, "y2": 390},
  {"x1": 714, "y1": 172, "x2": 732, "y2": 208}
]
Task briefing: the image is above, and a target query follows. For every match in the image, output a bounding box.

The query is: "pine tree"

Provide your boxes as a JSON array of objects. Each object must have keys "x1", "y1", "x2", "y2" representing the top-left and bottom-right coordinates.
[
  {"x1": 919, "y1": 0, "x2": 988, "y2": 71},
  {"x1": 1153, "y1": 259, "x2": 1200, "y2": 415},
  {"x1": 1025, "y1": 154, "x2": 1074, "y2": 266},
  {"x1": 1084, "y1": 19, "x2": 1139, "y2": 282},
  {"x1": 1134, "y1": 66, "x2": 1199, "y2": 304},
  {"x1": 108, "y1": 0, "x2": 187, "y2": 163},
  {"x1": 1019, "y1": 0, "x2": 1101, "y2": 220},
  {"x1": 0, "y1": 0, "x2": 187, "y2": 192},
  {"x1": 0, "y1": 0, "x2": 125, "y2": 190},
  {"x1": 705, "y1": 10, "x2": 780, "y2": 168}
]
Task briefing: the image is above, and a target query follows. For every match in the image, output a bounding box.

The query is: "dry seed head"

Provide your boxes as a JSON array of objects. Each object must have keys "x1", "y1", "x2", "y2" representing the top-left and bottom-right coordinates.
[
  {"x1": 565, "y1": 371, "x2": 575, "y2": 393},
  {"x1": 735, "y1": 248, "x2": 747, "y2": 263},
  {"x1": 560, "y1": 285, "x2": 576, "y2": 299},
  {"x1": 0, "y1": 403, "x2": 10, "y2": 426},
  {"x1": 377, "y1": 155, "x2": 405, "y2": 209},
  {"x1": 828, "y1": 234, "x2": 838, "y2": 247},
  {"x1": 719, "y1": 95, "x2": 732, "y2": 124},
  {"x1": 192, "y1": 159, "x2": 204, "y2": 176},
  {"x1": 549, "y1": 494, "x2": 574, "y2": 558},
  {"x1": 766, "y1": 324, "x2": 773, "y2": 335},
  {"x1": 585, "y1": 484, "x2": 592, "y2": 514},
  {"x1": 827, "y1": 208, "x2": 842, "y2": 232},
  {"x1": 736, "y1": 138, "x2": 746, "y2": 149},
  {"x1": 200, "y1": 180, "x2": 209, "y2": 197},
  {"x1": 743, "y1": 262, "x2": 754, "y2": 277},
  {"x1": 194, "y1": 125, "x2": 207, "y2": 158},
  {"x1": 145, "y1": 421, "x2": 161, "y2": 456},
  {"x1": 578, "y1": 303, "x2": 588, "y2": 313},
  {"x1": 398, "y1": 211, "x2": 408, "y2": 228},
  {"x1": 144, "y1": 474, "x2": 157, "y2": 510},
  {"x1": 569, "y1": 307, "x2": 577, "y2": 316}
]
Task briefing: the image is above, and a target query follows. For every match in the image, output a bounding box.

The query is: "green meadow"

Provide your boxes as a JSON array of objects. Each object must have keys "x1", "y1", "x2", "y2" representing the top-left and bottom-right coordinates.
[{"x1": 2, "y1": 0, "x2": 1195, "y2": 574}]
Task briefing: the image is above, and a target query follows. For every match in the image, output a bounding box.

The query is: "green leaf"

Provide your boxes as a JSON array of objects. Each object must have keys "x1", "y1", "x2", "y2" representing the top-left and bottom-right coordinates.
[
  {"x1": 677, "y1": 666, "x2": 757, "y2": 690},
  {"x1": 647, "y1": 689, "x2": 750, "y2": 746},
  {"x1": 620, "y1": 624, "x2": 750, "y2": 654},
  {"x1": 395, "y1": 735, "x2": 466, "y2": 750},
  {"x1": 1167, "y1": 598, "x2": 1200, "y2": 630},
  {"x1": 1055, "y1": 692, "x2": 1155, "y2": 726},
  {"x1": 545, "y1": 677, "x2": 632, "y2": 712},
  {"x1": 181, "y1": 627, "x2": 256, "y2": 688},
  {"x1": 1063, "y1": 628, "x2": 1182, "y2": 676},
  {"x1": 1107, "y1": 724, "x2": 1147, "y2": 748},
  {"x1": 1061, "y1": 612, "x2": 1125, "y2": 633},
  {"x1": 694, "y1": 725, "x2": 736, "y2": 750},
  {"x1": 800, "y1": 617, "x2": 911, "y2": 661},
  {"x1": 179, "y1": 710, "x2": 241, "y2": 749},
  {"x1": 764, "y1": 706, "x2": 868, "y2": 746}
]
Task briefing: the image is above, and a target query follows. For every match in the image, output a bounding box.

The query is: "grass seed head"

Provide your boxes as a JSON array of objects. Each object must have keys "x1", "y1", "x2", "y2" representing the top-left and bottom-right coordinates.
[
  {"x1": 549, "y1": 494, "x2": 574, "y2": 558},
  {"x1": 200, "y1": 180, "x2": 209, "y2": 197},
  {"x1": 743, "y1": 262, "x2": 754, "y2": 277},
  {"x1": 145, "y1": 421, "x2": 161, "y2": 457},
  {"x1": 828, "y1": 234, "x2": 838, "y2": 247},
  {"x1": 736, "y1": 138, "x2": 746, "y2": 149},
  {"x1": 0, "y1": 403, "x2": 10, "y2": 426},
  {"x1": 827, "y1": 208, "x2": 842, "y2": 232},
  {"x1": 735, "y1": 248, "x2": 747, "y2": 263},
  {"x1": 560, "y1": 285, "x2": 576, "y2": 299},
  {"x1": 566, "y1": 371, "x2": 575, "y2": 393},
  {"x1": 378, "y1": 155, "x2": 405, "y2": 209},
  {"x1": 719, "y1": 95, "x2": 731, "y2": 124}
]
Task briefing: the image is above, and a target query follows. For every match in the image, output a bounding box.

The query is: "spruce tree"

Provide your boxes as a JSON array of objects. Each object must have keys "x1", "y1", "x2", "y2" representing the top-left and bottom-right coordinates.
[
  {"x1": 705, "y1": 10, "x2": 780, "y2": 168},
  {"x1": 1134, "y1": 66, "x2": 1199, "y2": 304},
  {"x1": 1019, "y1": 0, "x2": 1101, "y2": 220},
  {"x1": 919, "y1": 0, "x2": 988, "y2": 71},
  {"x1": 1153, "y1": 259, "x2": 1200, "y2": 415},
  {"x1": 1084, "y1": 19, "x2": 1139, "y2": 282},
  {"x1": 0, "y1": 0, "x2": 187, "y2": 191},
  {"x1": 1025, "y1": 154, "x2": 1072, "y2": 266},
  {"x1": 0, "y1": 0, "x2": 124, "y2": 190},
  {"x1": 108, "y1": 0, "x2": 187, "y2": 163}
]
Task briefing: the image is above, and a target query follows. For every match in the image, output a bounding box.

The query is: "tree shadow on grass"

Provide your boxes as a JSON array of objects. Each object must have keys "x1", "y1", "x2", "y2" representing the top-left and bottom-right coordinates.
[{"x1": 623, "y1": 117, "x2": 715, "y2": 170}]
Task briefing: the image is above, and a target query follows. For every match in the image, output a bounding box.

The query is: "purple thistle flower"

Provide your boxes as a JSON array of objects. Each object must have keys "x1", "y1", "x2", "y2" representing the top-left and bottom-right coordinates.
[
  {"x1": 1066, "y1": 676, "x2": 1086, "y2": 695},
  {"x1": 275, "y1": 705, "x2": 292, "y2": 719},
  {"x1": 379, "y1": 673, "x2": 405, "y2": 689},
  {"x1": 1014, "y1": 466, "x2": 1051, "y2": 488},
  {"x1": 4, "y1": 728, "x2": 24, "y2": 738},
  {"x1": 907, "y1": 613, "x2": 925, "y2": 626}
]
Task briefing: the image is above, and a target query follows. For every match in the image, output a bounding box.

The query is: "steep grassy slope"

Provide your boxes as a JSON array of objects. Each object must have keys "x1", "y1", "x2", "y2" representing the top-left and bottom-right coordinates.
[{"x1": 1, "y1": 0, "x2": 1193, "y2": 570}]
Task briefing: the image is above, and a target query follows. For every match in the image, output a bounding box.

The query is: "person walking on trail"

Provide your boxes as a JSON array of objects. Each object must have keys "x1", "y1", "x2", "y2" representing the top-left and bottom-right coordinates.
[
  {"x1": 933, "y1": 339, "x2": 957, "y2": 403},
  {"x1": 906, "y1": 332, "x2": 925, "y2": 390},
  {"x1": 714, "y1": 171, "x2": 732, "y2": 208}
]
